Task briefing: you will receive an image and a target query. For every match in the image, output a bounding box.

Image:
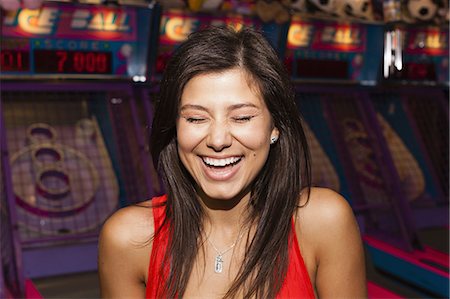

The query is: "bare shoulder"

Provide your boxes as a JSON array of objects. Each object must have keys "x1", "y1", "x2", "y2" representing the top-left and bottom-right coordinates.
[
  {"x1": 296, "y1": 187, "x2": 357, "y2": 231},
  {"x1": 98, "y1": 200, "x2": 155, "y2": 297},
  {"x1": 295, "y1": 187, "x2": 367, "y2": 298},
  {"x1": 295, "y1": 187, "x2": 363, "y2": 262},
  {"x1": 100, "y1": 200, "x2": 155, "y2": 248}
]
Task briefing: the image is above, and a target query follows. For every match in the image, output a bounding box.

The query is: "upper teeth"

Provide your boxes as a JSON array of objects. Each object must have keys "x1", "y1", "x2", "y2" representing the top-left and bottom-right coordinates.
[{"x1": 203, "y1": 156, "x2": 241, "y2": 167}]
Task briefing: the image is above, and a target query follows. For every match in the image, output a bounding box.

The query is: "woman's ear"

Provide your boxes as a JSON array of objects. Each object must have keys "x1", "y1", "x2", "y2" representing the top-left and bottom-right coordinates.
[{"x1": 270, "y1": 127, "x2": 280, "y2": 144}]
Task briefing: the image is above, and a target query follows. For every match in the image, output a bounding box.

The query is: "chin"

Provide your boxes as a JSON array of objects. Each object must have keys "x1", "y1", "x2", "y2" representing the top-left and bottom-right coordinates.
[
  {"x1": 202, "y1": 190, "x2": 240, "y2": 201},
  {"x1": 198, "y1": 184, "x2": 250, "y2": 204}
]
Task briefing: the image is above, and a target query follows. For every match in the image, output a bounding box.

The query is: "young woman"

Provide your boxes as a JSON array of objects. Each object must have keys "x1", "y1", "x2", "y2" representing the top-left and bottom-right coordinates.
[{"x1": 99, "y1": 26, "x2": 366, "y2": 298}]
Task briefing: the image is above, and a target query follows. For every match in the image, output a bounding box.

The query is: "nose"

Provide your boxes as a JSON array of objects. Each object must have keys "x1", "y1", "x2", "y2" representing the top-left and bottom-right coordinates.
[{"x1": 206, "y1": 121, "x2": 232, "y2": 152}]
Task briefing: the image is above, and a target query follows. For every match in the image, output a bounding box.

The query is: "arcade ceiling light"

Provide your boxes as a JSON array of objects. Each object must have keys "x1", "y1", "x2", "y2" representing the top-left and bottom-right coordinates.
[
  {"x1": 383, "y1": 27, "x2": 403, "y2": 78},
  {"x1": 383, "y1": 0, "x2": 402, "y2": 78}
]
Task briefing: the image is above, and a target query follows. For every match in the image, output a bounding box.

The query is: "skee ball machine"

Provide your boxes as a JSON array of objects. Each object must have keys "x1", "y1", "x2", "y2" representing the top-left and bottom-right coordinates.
[
  {"x1": 364, "y1": 23, "x2": 449, "y2": 298},
  {"x1": 284, "y1": 11, "x2": 448, "y2": 297},
  {"x1": 0, "y1": 0, "x2": 160, "y2": 279},
  {"x1": 1, "y1": 99, "x2": 26, "y2": 299},
  {"x1": 284, "y1": 16, "x2": 407, "y2": 297}
]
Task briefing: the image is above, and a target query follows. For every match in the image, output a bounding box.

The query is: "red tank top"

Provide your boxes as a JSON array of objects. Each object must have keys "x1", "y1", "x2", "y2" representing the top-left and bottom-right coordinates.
[{"x1": 146, "y1": 195, "x2": 315, "y2": 298}]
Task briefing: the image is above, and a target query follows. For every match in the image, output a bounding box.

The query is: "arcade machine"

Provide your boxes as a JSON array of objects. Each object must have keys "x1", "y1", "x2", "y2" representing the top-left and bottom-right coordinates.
[
  {"x1": 283, "y1": 0, "x2": 448, "y2": 297},
  {"x1": 364, "y1": 18, "x2": 449, "y2": 298},
  {"x1": 1, "y1": 104, "x2": 25, "y2": 298},
  {"x1": 0, "y1": 0, "x2": 160, "y2": 282}
]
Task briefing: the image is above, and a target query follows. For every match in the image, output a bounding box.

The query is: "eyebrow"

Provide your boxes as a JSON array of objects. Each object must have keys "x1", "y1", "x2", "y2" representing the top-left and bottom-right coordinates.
[
  {"x1": 179, "y1": 103, "x2": 259, "y2": 112},
  {"x1": 179, "y1": 104, "x2": 209, "y2": 112},
  {"x1": 228, "y1": 103, "x2": 259, "y2": 111}
]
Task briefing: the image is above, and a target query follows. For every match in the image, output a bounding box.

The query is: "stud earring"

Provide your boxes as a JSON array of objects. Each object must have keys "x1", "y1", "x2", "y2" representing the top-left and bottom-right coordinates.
[{"x1": 270, "y1": 136, "x2": 278, "y2": 144}]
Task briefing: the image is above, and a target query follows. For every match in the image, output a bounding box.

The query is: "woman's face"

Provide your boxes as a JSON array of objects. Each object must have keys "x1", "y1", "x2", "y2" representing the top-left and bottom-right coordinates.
[{"x1": 176, "y1": 68, "x2": 279, "y2": 201}]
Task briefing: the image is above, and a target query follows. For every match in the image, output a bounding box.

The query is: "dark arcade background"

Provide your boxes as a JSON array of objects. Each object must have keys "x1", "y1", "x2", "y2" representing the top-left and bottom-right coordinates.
[{"x1": 1, "y1": 0, "x2": 448, "y2": 298}]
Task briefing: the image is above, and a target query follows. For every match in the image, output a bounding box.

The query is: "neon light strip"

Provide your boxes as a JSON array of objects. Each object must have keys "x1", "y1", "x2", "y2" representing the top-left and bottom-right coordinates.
[
  {"x1": 367, "y1": 282, "x2": 403, "y2": 299},
  {"x1": 364, "y1": 235, "x2": 449, "y2": 277}
]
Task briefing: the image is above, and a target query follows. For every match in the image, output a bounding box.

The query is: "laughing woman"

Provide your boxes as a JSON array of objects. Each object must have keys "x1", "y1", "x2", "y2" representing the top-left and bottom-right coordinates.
[{"x1": 98, "y1": 26, "x2": 366, "y2": 299}]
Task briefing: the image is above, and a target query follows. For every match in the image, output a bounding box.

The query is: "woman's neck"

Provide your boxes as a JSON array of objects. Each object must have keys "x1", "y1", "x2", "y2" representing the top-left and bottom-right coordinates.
[{"x1": 198, "y1": 190, "x2": 252, "y2": 243}]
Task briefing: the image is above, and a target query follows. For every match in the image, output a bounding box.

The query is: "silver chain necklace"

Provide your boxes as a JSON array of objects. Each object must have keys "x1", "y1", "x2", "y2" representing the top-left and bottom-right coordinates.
[{"x1": 207, "y1": 232, "x2": 244, "y2": 274}]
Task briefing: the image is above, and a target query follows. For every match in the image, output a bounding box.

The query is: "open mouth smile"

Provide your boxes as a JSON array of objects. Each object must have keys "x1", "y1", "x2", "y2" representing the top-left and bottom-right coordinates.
[
  {"x1": 199, "y1": 155, "x2": 243, "y2": 181},
  {"x1": 202, "y1": 156, "x2": 243, "y2": 167}
]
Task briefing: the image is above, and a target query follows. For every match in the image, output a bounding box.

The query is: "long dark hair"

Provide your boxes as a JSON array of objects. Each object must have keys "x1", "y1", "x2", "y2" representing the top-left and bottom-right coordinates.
[{"x1": 150, "y1": 26, "x2": 311, "y2": 298}]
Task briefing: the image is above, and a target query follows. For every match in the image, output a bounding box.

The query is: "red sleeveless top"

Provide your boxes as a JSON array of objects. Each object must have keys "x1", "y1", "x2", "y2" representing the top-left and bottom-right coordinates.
[{"x1": 146, "y1": 195, "x2": 315, "y2": 298}]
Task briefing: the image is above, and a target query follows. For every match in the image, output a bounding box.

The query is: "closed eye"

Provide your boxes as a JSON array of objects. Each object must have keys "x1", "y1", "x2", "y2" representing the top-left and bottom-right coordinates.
[
  {"x1": 232, "y1": 116, "x2": 255, "y2": 123},
  {"x1": 185, "y1": 117, "x2": 207, "y2": 124}
]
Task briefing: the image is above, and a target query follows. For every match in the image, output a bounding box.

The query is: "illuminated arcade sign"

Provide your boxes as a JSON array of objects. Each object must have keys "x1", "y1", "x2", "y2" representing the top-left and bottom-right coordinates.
[
  {"x1": 0, "y1": 2, "x2": 152, "y2": 77},
  {"x1": 287, "y1": 22, "x2": 314, "y2": 48},
  {"x1": 159, "y1": 11, "x2": 261, "y2": 45},
  {"x1": 287, "y1": 18, "x2": 365, "y2": 52},
  {"x1": 285, "y1": 18, "x2": 373, "y2": 81},
  {"x1": 2, "y1": 5, "x2": 136, "y2": 40},
  {"x1": 405, "y1": 28, "x2": 448, "y2": 56}
]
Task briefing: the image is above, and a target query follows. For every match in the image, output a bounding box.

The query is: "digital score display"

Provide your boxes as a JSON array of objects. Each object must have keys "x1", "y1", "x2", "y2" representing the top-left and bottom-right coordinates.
[
  {"x1": 0, "y1": 2, "x2": 151, "y2": 78},
  {"x1": 296, "y1": 59, "x2": 349, "y2": 79},
  {"x1": 34, "y1": 50, "x2": 112, "y2": 74},
  {"x1": 1, "y1": 50, "x2": 30, "y2": 72}
]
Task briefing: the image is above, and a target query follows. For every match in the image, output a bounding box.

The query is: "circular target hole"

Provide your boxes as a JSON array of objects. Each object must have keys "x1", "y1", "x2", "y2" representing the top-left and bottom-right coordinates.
[
  {"x1": 34, "y1": 147, "x2": 63, "y2": 164},
  {"x1": 29, "y1": 127, "x2": 56, "y2": 142},
  {"x1": 37, "y1": 169, "x2": 70, "y2": 199}
]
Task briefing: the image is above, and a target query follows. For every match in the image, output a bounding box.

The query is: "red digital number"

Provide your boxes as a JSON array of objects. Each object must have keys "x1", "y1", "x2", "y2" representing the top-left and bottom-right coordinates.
[
  {"x1": 33, "y1": 49, "x2": 111, "y2": 74},
  {"x1": 56, "y1": 51, "x2": 67, "y2": 73},
  {"x1": 85, "y1": 52, "x2": 95, "y2": 73},
  {"x1": 96, "y1": 54, "x2": 107, "y2": 73},
  {"x1": 73, "y1": 52, "x2": 85, "y2": 72},
  {"x1": 72, "y1": 52, "x2": 109, "y2": 73},
  {"x1": 1, "y1": 50, "x2": 28, "y2": 71},
  {"x1": 1, "y1": 51, "x2": 14, "y2": 69}
]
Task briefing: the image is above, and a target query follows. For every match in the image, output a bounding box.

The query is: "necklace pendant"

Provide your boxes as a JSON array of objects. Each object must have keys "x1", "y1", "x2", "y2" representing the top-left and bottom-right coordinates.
[{"x1": 214, "y1": 255, "x2": 223, "y2": 273}]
